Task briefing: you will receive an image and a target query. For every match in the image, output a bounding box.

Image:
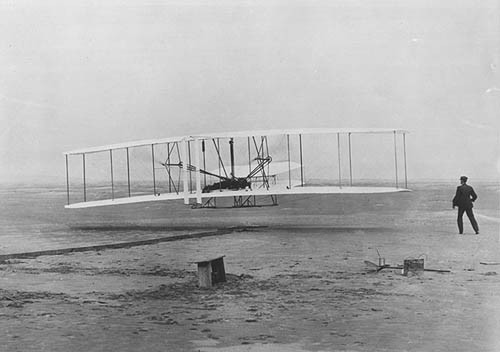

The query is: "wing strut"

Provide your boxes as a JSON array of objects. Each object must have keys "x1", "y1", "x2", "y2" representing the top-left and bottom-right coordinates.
[
  {"x1": 182, "y1": 139, "x2": 189, "y2": 204},
  {"x1": 176, "y1": 142, "x2": 182, "y2": 193},
  {"x1": 83, "y1": 154, "x2": 87, "y2": 202},
  {"x1": 299, "y1": 134, "x2": 304, "y2": 187},
  {"x1": 194, "y1": 138, "x2": 202, "y2": 204},
  {"x1": 110, "y1": 150, "x2": 114, "y2": 200},
  {"x1": 202, "y1": 140, "x2": 207, "y2": 187},
  {"x1": 187, "y1": 141, "x2": 193, "y2": 193},
  {"x1": 229, "y1": 138, "x2": 235, "y2": 178},
  {"x1": 393, "y1": 131, "x2": 398, "y2": 188},
  {"x1": 403, "y1": 133, "x2": 408, "y2": 189},
  {"x1": 216, "y1": 139, "x2": 221, "y2": 192},
  {"x1": 247, "y1": 137, "x2": 251, "y2": 175},
  {"x1": 166, "y1": 142, "x2": 171, "y2": 193},
  {"x1": 65, "y1": 154, "x2": 70, "y2": 205},
  {"x1": 126, "y1": 147, "x2": 131, "y2": 197},
  {"x1": 348, "y1": 133, "x2": 353, "y2": 186},
  {"x1": 287, "y1": 134, "x2": 291, "y2": 189},
  {"x1": 337, "y1": 133, "x2": 342, "y2": 188},
  {"x1": 151, "y1": 144, "x2": 156, "y2": 195}
]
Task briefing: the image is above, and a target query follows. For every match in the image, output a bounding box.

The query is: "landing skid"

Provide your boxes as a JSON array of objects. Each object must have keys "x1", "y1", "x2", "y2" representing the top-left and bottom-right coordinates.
[{"x1": 191, "y1": 195, "x2": 279, "y2": 209}]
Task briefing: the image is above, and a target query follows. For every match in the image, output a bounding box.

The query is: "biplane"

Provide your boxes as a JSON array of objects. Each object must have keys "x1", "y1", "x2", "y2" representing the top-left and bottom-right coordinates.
[{"x1": 63, "y1": 128, "x2": 410, "y2": 209}]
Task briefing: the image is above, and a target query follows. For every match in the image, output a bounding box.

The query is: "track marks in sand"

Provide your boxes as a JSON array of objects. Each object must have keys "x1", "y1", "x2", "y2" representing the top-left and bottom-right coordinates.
[
  {"x1": 0, "y1": 258, "x2": 196, "y2": 279},
  {"x1": 0, "y1": 256, "x2": 431, "y2": 351},
  {"x1": 0, "y1": 289, "x2": 74, "y2": 309},
  {"x1": 92, "y1": 270, "x2": 419, "y2": 347}
]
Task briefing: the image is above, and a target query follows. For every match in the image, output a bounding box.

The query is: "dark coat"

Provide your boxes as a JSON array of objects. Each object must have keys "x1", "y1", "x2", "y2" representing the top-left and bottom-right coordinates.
[{"x1": 452, "y1": 184, "x2": 477, "y2": 209}]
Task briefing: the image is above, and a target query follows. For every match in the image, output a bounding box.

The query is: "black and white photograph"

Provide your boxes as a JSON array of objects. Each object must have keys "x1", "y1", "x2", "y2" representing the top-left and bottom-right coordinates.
[{"x1": 1, "y1": 1, "x2": 499, "y2": 351}]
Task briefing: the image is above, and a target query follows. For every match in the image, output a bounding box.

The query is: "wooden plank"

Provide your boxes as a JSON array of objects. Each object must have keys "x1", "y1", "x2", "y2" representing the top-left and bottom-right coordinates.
[
  {"x1": 197, "y1": 262, "x2": 212, "y2": 288},
  {"x1": 211, "y1": 257, "x2": 226, "y2": 283},
  {"x1": 192, "y1": 255, "x2": 225, "y2": 264}
]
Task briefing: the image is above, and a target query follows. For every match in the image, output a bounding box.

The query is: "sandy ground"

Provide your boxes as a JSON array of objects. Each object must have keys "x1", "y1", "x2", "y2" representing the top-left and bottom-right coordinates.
[
  {"x1": 1, "y1": 184, "x2": 500, "y2": 351},
  {"x1": 1, "y1": 216, "x2": 500, "y2": 351}
]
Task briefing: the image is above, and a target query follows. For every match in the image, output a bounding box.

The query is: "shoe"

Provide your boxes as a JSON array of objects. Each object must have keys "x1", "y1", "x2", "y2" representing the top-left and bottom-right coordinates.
[
  {"x1": 475, "y1": 231, "x2": 479, "y2": 235},
  {"x1": 459, "y1": 232, "x2": 463, "y2": 235}
]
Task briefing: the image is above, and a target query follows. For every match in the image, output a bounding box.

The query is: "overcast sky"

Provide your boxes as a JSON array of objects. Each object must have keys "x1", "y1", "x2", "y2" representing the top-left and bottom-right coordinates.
[{"x1": 1, "y1": 0, "x2": 499, "y2": 184}]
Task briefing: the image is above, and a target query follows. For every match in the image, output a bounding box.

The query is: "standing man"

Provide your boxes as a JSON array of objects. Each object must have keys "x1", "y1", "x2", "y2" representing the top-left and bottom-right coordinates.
[{"x1": 452, "y1": 176, "x2": 479, "y2": 234}]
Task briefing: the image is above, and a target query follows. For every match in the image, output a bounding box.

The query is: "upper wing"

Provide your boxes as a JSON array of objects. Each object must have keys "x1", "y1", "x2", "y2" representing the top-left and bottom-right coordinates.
[{"x1": 64, "y1": 136, "x2": 187, "y2": 155}]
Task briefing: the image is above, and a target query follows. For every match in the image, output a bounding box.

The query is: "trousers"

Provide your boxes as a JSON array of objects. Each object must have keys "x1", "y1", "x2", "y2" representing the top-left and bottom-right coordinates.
[{"x1": 457, "y1": 207, "x2": 479, "y2": 234}]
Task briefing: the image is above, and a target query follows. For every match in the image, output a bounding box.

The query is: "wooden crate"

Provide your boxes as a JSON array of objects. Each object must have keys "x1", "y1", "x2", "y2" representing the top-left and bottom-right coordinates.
[{"x1": 194, "y1": 255, "x2": 226, "y2": 288}]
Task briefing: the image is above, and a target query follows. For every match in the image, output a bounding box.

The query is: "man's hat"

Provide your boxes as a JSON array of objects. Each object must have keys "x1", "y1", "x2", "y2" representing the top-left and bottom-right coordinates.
[{"x1": 460, "y1": 176, "x2": 468, "y2": 182}]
